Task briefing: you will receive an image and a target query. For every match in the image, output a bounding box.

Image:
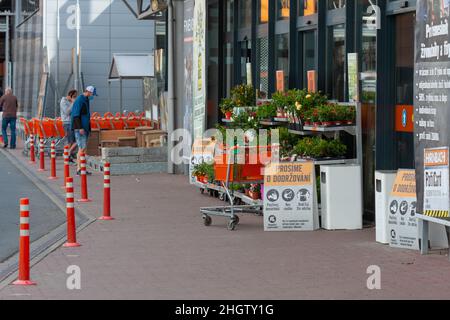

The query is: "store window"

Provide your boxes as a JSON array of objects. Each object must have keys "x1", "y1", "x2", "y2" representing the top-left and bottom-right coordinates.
[
  {"x1": 256, "y1": 37, "x2": 269, "y2": 98},
  {"x1": 299, "y1": 0, "x2": 318, "y2": 16},
  {"x1": 240, "y1": 0, "x2": 252, "y2": 29},
  {"x1": 302, "y1": 31, "x2": 316, "y2": 87},
  {"x1": 328, "y1": 0, "x2": 346, "y2": 10},
  {"x1": 275, "y1": 34, "x2": 289, "y2": 89},
  {"x1": 208, "y1": 1, "x2": 220, "y2": 127},
  {"x1": 327, "y1": 24, "x2": 345, "y2": 101},
  {"x1": 258, "y1": 0, "x2": 269, "y2": 24},
  {"x1": 240, "y1": 40, "x2": 252, "y2": 85},
  {"x1": 224, "y1": 0, "x2": 234, "y2": 96},
  {"x1": 360, "y1": 0, "x2": 377, "y2": 217},
  {"x1": 277, "y1": 0, "x2": 290, "y2": 20},
  {"x1": 395, "y1": 13, "x2": 415, "y2": 169}
]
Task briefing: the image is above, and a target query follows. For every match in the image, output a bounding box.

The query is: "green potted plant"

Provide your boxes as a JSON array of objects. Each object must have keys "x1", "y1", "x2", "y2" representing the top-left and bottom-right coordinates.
[
  {"x1": 244, "y1": 184, "x2": 251, "y2": 196},
  {"x1": 192, "y1": 163, "x2": 215, "y2": 184},
  {"x1": 318, "y1": 105, "x2": 334, "y2": 127},
  {"x1": 220, "y1": 98, "x2": 235, "y2": 120},
  {"x1": 248, "y1": 184, "x2": 261, "y2": 200},
  {"x1": 256, "y1": 102, "x2": 277, "y2": 122},
  {"x1": 345, "y1": 106, "x2": 356, "y2": 125},
  {"x1": 333, "y1": 105, "x2": 346, "y2": 126}
]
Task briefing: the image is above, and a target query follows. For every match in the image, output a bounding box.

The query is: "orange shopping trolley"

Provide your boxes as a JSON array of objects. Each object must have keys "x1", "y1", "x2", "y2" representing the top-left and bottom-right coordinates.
[{"x1": 199, "y1": 145, "x2": 271, "y2": 230}]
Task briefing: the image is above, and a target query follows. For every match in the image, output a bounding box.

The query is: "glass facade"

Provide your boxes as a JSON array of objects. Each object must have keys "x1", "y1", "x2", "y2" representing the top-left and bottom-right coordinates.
[{"x1": 207, "y1": 0, "x2": 419, "y2": 218}]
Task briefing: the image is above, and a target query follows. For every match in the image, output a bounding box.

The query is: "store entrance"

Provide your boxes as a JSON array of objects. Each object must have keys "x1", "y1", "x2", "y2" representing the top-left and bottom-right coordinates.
[{"x1": 393, "y1": 12, "x2": 415, "y2": 169}]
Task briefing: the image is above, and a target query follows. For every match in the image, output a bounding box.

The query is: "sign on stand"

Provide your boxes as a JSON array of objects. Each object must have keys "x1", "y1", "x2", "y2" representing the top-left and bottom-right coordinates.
[
  {"x1": 414, "y1": 1, "x2": 450, "y2": 226},
  {"x1": 388, "y1": 170, "x2": 419, "y2": 250},
  {"x1": 264, "y1": 162, "x2": 319, "y2": 231},
  {"x1": 423, "y1": 147, "x2": 449, "y2": 218}
]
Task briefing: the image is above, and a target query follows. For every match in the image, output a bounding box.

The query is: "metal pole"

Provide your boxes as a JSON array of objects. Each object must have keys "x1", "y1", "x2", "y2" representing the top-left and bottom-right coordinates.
[
  {"x1": 74, "y1": 0, "x2": 80, "y2": 91},
  {"x1": 5, "y1": 15, "x2": 9, "y2": 89},
  {"x1": 167, "y1": 0, "x2": 175, "y2": 174},
  {"x1": 55, "y1": 0, "x2": 60, "y2": 116},
  {"x1": 120, "y1": 78, "x2": 123, "y2": 114}
]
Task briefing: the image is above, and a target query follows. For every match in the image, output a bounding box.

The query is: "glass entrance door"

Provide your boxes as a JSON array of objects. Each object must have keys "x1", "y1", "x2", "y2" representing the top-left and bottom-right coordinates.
[{"x1": 393, "y1": 12, "x2": 415, "y2": 169}]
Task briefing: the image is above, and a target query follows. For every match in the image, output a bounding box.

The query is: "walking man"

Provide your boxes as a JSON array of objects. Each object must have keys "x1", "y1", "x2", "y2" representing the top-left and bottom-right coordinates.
[
  {"x1": 0, "y1": 88, "x2": 18, "y2": 149},
  {"x1": 71, "y1": 85, "x2": 96, "y2": 175},
  {"x1": 61, "y1": 89, "x2": 78, "y2": 163}
]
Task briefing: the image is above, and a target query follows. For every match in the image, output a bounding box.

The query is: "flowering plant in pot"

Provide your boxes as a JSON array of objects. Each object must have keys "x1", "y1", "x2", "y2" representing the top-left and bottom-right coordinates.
[
  {"x1": 192, "y1": 163, "x2": 215, "y2": 184},
  {"x1": 231, "y1": 84, "x2": 256, "y2": 107},
  {"x1": 220, "y1": 98, "x2": 235, "y2": 120},
  {"x1": 244, "y1": 184, "x2": 251, "y2": 196},
  {"x1": 248, "y1": 184, "x2": 261, "y2": 200},
  {"x1": 345, "y1": 106, "x2": 356, "y2": 124}
]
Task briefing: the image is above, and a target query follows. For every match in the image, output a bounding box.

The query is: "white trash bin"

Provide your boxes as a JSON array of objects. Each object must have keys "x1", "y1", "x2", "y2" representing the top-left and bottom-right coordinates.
[{"x1": 320, "y1": 164, "x2": 363, "y2": 230}]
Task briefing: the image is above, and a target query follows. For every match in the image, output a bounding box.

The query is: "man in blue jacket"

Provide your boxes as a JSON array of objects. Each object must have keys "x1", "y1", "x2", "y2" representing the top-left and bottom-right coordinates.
[{"x1": 71, "y1": 85, "x2": 97, "y2": 175}]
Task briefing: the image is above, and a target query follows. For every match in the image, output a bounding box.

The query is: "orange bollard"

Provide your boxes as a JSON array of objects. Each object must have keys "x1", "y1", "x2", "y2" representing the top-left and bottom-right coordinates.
[
  {"x1": 29, "y1": 135, "x2": 36, "y2": 164},
  {"x1": 38, "y1": 137, "x2": 45, "y2": 172},
  {"x1": 49, "y1": 140, "x2": 58, "y2": 180},
  {"x1": 12, "y1": 198, "x2": 36, "y2": 286},
  {"x1": 63, "y1": 177, "x2": 81, "y2": 248},
  {"x1": 98, "y1": 163, "x2": 114, "y2": 220},
  {"x1": 77, "y1": 151, "x2": 91, "y2": 202},
  {"x1": 62, "y1": 146, "x2": 70, "y2": 188}
]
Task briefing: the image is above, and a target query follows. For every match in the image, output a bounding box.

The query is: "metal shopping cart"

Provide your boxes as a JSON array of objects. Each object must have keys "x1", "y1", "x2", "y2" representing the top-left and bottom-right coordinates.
[{"x1": 200, "y1": 145, "x2": 269, "y2": 231}]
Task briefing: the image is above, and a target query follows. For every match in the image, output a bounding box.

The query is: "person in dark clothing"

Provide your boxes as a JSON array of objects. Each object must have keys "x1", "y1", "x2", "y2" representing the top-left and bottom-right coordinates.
[
  {"x1": 71, "y1": 85, "x2": 97, "y2": 174},
  {"x1": 0, "y1": 88, "x2": 18, "y2": 149}
]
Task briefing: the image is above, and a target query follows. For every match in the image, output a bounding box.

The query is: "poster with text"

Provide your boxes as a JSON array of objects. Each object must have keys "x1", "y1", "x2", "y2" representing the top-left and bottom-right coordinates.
[
  {"x1": 414, "y1": 0, "x2": 450, "y2": 224},
  {"x1": 264, "y1": 162, "x2": 318, "y2": 231},
  {"x1": 192, "y1": 0, "x2": 206, "y2": 140},
  {"x1": 388, "y1": 170, "x2": 419, "y2": 250}
]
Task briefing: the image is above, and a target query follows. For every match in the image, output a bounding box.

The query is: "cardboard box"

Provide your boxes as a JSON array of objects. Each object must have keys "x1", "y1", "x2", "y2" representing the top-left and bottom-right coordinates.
[
  {"x1": 87, "y1": 129, "x2": 100, "y2": 156},
  {"x1": 100, "y1": 129, "x2": 136, "y2": 142},
  {"x1": 135, "y1": 126, "x2": 154, "y2": 147},
  {"x1": 101, "y1": 140, "x2": 120, "y2": 148},
  {"x1": 118, "y1": 137, "x2": 137, "y2": 148}
]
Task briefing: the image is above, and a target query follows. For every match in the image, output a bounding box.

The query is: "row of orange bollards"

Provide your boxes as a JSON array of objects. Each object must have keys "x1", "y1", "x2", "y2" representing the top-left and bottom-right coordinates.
[{"x1": 13, "y1": 139, "x2": 114, "y2": 286}]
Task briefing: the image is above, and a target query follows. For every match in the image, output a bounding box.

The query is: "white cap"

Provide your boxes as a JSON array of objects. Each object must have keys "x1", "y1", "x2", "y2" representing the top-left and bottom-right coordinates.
[{"x1": 85, "y1": 86, "x2": 97, "y2": 96}]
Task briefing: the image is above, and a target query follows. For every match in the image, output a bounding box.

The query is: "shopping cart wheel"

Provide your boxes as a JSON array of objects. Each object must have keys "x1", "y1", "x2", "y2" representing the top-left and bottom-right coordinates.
[
  {"x1": 203, "y1": 215, "x2": 212, "y2": 226},
  {"x1": 209, "y1": 190, "x2": 215, "y2": 197},
  {"x1": 233, "y1": 215, "x2": 240, "y2": 225},
  {"x1": 218, "y1": 192, "x2": 225, "y2": 201},
  {"x1": 200, "y1": 188, "x2": 205, "y2": 195},
  {"x1": 227, "y1": 219, "x2": 237, "y2": 231}
]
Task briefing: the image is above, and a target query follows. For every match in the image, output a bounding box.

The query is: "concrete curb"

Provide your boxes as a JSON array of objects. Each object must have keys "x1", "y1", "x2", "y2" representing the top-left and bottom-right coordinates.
[{"x1": 0, "y1": 148, "x2": 97, "y2": 290}]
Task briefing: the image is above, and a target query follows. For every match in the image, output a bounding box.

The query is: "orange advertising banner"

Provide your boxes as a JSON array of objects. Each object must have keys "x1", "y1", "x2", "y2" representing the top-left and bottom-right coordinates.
[
  {"x1": 264, "y1": 162, "x2": 314, "y2": 187},
  {"x1": 395, "y1": 105, "x2": 414, "y2": 133},
  {"x1": 307, "y1": 70, "x2": 317, "y2": 93},
  {"x1": 276, "y1": 70, "x2": 285, "y2": 92},
  {"x1": 391, "y1": 169, "x2": 416, "y2": 198},
  {"x1": 424, "y1": 148, "x2": 449, "y2": 167}
]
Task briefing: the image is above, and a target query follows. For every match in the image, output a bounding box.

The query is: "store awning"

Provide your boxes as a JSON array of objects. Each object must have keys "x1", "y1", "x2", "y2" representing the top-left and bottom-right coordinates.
[{"x1": 108, "y1": 53, "x2": 154, "y2": 80}]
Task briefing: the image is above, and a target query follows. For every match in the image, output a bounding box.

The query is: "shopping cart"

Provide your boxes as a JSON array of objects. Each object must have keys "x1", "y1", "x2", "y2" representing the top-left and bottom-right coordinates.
[
  {"x1": 200, "y1": 145, "x2": 268, "y2": 231},
  {"x1": 19, "y1": 117, "x2": 35, "y2": 157}
]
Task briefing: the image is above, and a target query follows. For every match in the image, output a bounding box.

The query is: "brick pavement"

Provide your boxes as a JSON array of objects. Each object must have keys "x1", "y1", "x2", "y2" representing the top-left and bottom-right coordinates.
[{"x1": 1, "y1": 145, "x2": 450, "y2": 299}]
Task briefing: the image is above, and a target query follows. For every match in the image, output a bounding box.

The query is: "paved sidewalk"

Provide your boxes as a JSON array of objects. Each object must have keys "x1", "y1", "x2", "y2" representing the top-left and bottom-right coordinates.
[{"x1": 1, "y1": 145, "x2": 450, "y2": 299}]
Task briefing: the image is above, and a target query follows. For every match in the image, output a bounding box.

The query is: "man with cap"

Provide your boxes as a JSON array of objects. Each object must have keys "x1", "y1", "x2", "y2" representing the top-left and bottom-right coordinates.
[{"x1": 71, "y1": 85, "x2": 97, "y2": 175}]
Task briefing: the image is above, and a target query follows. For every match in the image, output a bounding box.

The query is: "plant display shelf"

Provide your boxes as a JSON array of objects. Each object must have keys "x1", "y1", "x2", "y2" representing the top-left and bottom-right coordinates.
[{"x1": 289, "y1": 125, "x2": 356, "y2": 136}]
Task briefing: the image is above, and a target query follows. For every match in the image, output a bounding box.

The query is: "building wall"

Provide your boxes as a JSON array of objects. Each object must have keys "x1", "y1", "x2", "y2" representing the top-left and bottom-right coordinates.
[
  {"x1": 13, "y1": 6, "x2": 44, "y2": 118},
  {"x1": 14, "y1": 0, "x2": 155, "y2": 118}
]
